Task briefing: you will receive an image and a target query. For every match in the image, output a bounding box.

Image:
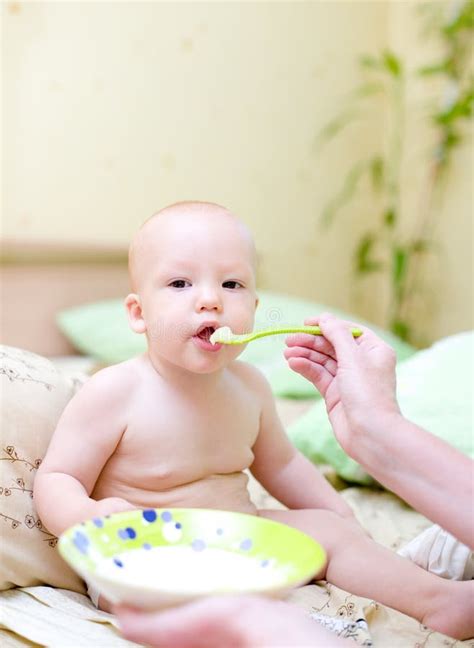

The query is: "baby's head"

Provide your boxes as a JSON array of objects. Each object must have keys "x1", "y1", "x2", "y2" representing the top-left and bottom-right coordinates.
[{"x1": 125, "y1": 201, "x2": 259, "y2": 374}]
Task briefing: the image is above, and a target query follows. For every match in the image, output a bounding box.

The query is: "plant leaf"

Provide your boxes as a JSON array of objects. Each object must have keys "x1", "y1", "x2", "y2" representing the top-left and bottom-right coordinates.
[
  {"x1": 393, "y1": 246, "x2": 408, "y2": 291},
  {"x1": 443, "y1": 0, "x2": 474, "y2": 36},
  {"x1": 314, "y1": 110, "x2": 360, "y2": 150},
  {"x1": 435, "y1": 85, "x2": 474, "y2": 125},
  {"x1": 390, "y1": 319, "x2": 411, "y2": 341},
  {"x1": 411, "y1": 239, "x2": 430, "y2": 253},
  {"x1": 383, "y1": 208, "x2": 396, "y2": 227},
  {"x1": 351, "y1": 81, "x2": 385, "y2": 99},
  {"x1": 354, "y1": 233, "x2": 384, "y2": 274},
  {"x1": 417, "y1": 60, "x2": 450, "y2": 76},
  {"x1": 320, "y1": 161, "x2": 368, "y2": 227},
  {"x1": 370, "y1": 156, "x2": 384, "y2": 191},
  {"x1": 382, "y1": 50, "x2": 403, "y2": 77},
  {"x1": 359, "y1": 54, "x2": 380, "y2": 70}
]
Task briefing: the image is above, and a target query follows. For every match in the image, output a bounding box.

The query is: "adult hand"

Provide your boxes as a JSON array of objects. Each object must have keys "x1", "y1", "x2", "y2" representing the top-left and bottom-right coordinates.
[
  {"x1": 285, "y1": 314, "x2": 474, "y2": 547},
  {"x1": 115, "y1": 595, "x2": 348, "y2": 647},
  {"x1": 284, "y1": 313, "x2": 400, "y2": 455}
]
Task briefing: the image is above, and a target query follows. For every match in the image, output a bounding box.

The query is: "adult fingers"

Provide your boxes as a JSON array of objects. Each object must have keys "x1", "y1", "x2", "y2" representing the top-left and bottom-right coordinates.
[
  {"x1": 304, "y1": 314, "x2": 369, "y2": 337},
  {"x1": 284, "y1": 346, "x2": 337, "y2": 376},
  {"x1": 285, "y1": 332, "x2": 336, "y2": 360},
  {"x1": 301, "y1": 314, "x2": 368, "y2": 353},
  {"x1": 299, "y1": 314, "x2": 391, "y2": 364},
  {"x1": 317, "y1": 314, "x2": 359, "y2": 359},
  {"x1": 353, "y1": 324, "x2": 389, "y2": 351},
  {"x1": 115, "y1": 602, "x2": 239, "y2": 648},
  {"x1": 286, "y1": 357, "x2": 334, "y2": 396}
]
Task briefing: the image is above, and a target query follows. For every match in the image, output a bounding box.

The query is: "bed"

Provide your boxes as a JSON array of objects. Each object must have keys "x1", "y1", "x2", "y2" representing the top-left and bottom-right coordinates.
[{"x1": 0, "y1": 240, "x2": 471, "y2": 647}]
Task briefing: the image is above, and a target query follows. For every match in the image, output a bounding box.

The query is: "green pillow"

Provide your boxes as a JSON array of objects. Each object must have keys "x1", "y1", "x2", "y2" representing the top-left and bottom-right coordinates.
[
  {"x1": 288, "y1": 331, "x2": 474, "y2": 484},
  {"x1": 58, "y1": 299, "x2": 146, "y2": 363},
  {"x1": 57, "y1": 291, "x2": 415, "y2": 398}
]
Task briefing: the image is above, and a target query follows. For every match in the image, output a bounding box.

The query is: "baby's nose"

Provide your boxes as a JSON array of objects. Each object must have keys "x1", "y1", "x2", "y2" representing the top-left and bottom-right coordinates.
[{"x1": 196, "y1": 287, "x2": 222, "y2": 311}]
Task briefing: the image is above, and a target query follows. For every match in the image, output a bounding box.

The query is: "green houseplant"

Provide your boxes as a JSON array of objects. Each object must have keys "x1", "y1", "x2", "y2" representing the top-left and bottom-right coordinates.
[{"x1": 318, "y1": 0, "x2": 473, "y2": 344}]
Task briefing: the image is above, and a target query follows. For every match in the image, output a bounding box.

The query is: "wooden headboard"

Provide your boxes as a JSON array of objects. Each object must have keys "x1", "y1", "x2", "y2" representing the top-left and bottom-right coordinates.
[{"x1": 1, "y1": 240, "x2": 130, "y2": 357}]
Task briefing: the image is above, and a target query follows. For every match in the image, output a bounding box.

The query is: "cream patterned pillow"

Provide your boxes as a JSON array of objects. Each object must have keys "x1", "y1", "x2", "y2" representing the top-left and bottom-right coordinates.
[{"x1": 0, "y1": 346, "x2": 86, "y2": 593}]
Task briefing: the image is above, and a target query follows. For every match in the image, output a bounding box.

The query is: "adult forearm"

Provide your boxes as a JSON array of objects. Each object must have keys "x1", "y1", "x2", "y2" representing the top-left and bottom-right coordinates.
[
  {"x1": 350, "y1": 412, "x2": 474, "y2": 548},
  {"x1": 34, "y1": 471, "x2": 97, "y2": 537}
]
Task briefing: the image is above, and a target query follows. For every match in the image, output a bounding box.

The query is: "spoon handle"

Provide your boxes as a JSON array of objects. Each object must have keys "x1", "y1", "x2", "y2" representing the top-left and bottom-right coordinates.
[{"x1": 250, "y1": 325, "x2": 362, "y2": 341}]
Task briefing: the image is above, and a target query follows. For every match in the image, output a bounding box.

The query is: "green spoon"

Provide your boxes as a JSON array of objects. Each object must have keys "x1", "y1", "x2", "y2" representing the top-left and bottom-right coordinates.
[{"x1": 210, "y1": 325, "x2": 362, "y2": 346}]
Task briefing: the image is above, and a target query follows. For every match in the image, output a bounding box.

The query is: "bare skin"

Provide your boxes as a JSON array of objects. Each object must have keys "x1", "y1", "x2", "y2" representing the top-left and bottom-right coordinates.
[
  {"x1": 34, "y1": 203, "x2": 473, "y2": 640},
  {"x1": 115, "y1": 596, "x2": 349, "y2": 647},
  {"x1": 285, "y1": 314, "x2": 474, "y2": 549}
]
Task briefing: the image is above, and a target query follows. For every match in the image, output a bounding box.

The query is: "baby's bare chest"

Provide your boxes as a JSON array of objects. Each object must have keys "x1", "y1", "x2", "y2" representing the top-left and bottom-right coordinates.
[{"x1": 105, "y1": 385, "x2": 261, "y2": 488}]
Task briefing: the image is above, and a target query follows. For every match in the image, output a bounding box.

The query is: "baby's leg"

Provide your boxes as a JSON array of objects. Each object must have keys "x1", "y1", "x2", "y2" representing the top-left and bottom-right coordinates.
[{"x1": 260, "y1": 509, "x2": 474, "y2": 640}]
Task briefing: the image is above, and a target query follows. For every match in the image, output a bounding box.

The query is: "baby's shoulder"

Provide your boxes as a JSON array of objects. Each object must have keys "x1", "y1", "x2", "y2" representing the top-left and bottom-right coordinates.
[
  {"x1": 228, "y1": 360, "x2": 272, "y2": 398},
  {"x1": 78, "y1": 356, "x2": 143, "y2": 402}
]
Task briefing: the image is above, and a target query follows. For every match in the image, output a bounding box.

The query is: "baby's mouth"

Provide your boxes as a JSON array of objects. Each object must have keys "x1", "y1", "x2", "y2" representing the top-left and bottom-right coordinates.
[{"x1": 195, "y1": 326, "x2": 216, "y2": 342}]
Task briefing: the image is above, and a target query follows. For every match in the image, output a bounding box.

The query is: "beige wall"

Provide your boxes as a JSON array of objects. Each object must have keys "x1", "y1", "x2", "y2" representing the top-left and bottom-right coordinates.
[
  {"x1": 387, "y1": 0, "x2": 473, "y2": 343},
  {"x1": 2, "y1": 1, "x2": 472, "y2": 342}
]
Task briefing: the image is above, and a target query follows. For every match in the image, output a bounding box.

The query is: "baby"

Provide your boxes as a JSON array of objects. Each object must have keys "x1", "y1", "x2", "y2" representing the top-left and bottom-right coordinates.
[{"x1": 34, "y1": 202, "x2": 473, "y2": 638}]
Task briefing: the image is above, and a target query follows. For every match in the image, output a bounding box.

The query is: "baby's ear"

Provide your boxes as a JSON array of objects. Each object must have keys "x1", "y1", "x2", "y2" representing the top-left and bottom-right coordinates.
[{"x1": 124, "y1": 294, "x2": 147, "y2": 334}]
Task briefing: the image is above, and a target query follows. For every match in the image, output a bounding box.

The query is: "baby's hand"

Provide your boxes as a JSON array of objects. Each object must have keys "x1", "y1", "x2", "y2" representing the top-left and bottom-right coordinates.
[{"x1": 93, "y1": 497, "x2": 137, "y2": 518}]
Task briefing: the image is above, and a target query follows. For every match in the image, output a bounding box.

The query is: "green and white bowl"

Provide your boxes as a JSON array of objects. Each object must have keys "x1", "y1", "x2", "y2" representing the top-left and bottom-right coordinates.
[{"x1": 59, "y1": 508, "x2": 326, "y2": 610}]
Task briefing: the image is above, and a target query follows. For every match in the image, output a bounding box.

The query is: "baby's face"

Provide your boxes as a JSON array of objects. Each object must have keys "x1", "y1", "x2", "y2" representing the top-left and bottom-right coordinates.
[{"x1": 134, "y1": 209, "x2": 258, "y2": 374}]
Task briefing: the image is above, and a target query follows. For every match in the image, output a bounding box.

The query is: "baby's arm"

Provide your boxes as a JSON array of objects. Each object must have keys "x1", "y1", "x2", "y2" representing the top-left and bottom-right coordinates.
[
  {"x1": 34, "y1": 366, "x2": 135, "y2": 537},
  {"x1": 247, "y1": 367, "x2": 353, "y2": 518}
]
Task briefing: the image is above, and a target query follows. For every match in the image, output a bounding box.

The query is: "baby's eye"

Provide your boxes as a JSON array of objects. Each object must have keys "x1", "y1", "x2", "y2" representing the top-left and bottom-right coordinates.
[
  {"x1": 169, "y1": 280, "x2": 191, "y2": 289},
  {"x1": 222, "y1": 281, "x2": 243, "y2": 290}
]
